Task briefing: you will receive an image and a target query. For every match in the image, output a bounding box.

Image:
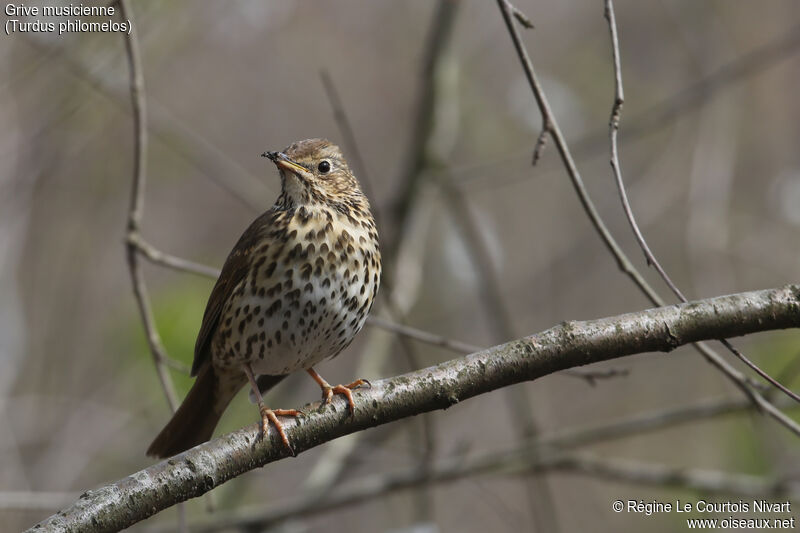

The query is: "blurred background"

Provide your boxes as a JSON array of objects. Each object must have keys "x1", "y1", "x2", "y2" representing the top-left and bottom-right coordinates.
[{"x1": 2, "y1": 0, "x2": 800, "y2": 531}]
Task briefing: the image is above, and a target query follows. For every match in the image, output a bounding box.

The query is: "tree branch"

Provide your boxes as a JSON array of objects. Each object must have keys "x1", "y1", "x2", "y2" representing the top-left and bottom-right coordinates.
[
  {"x1": 495, "y1": 0, "x2": 800, "y2": 436},
  {"x1": 603, "y1": 0, "x2": 800, "y2": 407},
  {"x1": 26, "y1": 286, "x2": 800, "y2": 532},
  {"x1": 118, "y1": 0, "x2": 180, "y2": 412}
]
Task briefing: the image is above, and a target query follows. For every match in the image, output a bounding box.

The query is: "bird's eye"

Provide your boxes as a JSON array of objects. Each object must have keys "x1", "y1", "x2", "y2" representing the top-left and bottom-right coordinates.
[{"x1": 318, "y1": 161, "x2": 331, "y2": 174}]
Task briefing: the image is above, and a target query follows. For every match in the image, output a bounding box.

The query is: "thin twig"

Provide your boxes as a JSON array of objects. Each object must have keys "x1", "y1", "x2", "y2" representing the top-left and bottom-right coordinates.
[
  {"x1": 508, "y1": 1, "x2": 534, "y2": 29},
  {"x1": 720, "y1": 339, "x2": 800, "y2": 403},
  {"x1": 118, "y1": 0, "x2": 178, "y2": 412},
  {"x1": 367, "y1": 315, "x2": 481, "y2": 353},
  {"x1": 603, "y1": 0, "x2": 800, "y2": 405},
  {"x1": 495, "y1": 0, "x2": 800, "y2": 437},
  {"x1": 128, "y1": 233, "x2": 221, "y2": 279},
  {"x1": 532, "y1": 123, "x2": 549, "y2": 165}
]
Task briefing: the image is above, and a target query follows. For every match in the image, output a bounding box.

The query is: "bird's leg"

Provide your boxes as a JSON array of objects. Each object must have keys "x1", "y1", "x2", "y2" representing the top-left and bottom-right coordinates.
[
  {"x1": 306, "y1": 367, "x2": 370, "y2": 414},
  {"x1": 243, "y1": 363, "x2": 299, "y2": 455}
]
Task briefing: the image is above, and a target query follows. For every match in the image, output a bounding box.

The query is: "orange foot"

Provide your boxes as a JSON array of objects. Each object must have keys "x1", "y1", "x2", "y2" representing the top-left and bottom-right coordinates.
[
  {"x1": 258, "y1": 404, "x2": 301, "y2": 456},
  {"x1": 243, "y1": 363, "x2": 302, "y2": 455},
  {"x1": 306, "y1": 368, "x2": 370, "y2": 414}
]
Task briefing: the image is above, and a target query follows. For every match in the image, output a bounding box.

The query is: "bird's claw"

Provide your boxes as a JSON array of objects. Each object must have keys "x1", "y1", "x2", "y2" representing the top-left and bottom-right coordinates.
[
  {"x1": 258, "y1": 404, "x2": 300, "y2": 456},
  {"x1": 319, "y1": 380, "x2": 368, "y2": 415}
]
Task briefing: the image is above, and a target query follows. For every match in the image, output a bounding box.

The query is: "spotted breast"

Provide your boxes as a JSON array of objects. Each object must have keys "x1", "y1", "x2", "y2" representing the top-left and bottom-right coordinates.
[{"x1": 212, "y1": 200, "x2": 380, "y2": 375}]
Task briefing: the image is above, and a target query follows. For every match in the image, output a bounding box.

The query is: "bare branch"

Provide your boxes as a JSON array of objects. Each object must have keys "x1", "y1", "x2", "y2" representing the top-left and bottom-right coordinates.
[
  {"x1": 495, "y1": 0, "x2": 799, "y2": 436},
  {"x1": 531, "y1": 123, "x2": 549, "y2": 165},
  {"x1": 127, "y1": 233, "x2": 221, "y2": 279},
  {"x1": 26, "y1": 286, "x2": 800, "y2": 532},
  {"x1": 118, "y1": 0, "x2": 179, "y2": 411},
  {"x1": 602, "y1": 0, "x2": 800, "y2": 405},
  {"x1": 496, "y1": 0, "x2": 657, "y2": 304},
  {"x1": 719, "y1": 338, "x2": 800, "y2": 402},
  {"x1": 366, "y1": 315, "x2": 481, "y2": 354},
  {"x1": 509, "y1": 2, "x2": 534, "y2": 29}
]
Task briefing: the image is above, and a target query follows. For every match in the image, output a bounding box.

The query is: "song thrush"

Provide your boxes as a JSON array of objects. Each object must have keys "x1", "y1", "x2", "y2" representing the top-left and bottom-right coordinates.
[{"x1": 147, "y1": 138, "x2": 381, "y2": 458}]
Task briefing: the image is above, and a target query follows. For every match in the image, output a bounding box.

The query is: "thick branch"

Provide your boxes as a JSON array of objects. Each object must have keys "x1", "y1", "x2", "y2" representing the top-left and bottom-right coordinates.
[{"x1": 26, "y1": 286, "x2": 800, "y2": 533}]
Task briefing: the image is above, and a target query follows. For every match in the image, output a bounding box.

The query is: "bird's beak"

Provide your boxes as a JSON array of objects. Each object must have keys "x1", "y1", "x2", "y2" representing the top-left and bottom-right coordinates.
[{"x1": 262, "y1": 151, "x2": 308, "y2": 175}]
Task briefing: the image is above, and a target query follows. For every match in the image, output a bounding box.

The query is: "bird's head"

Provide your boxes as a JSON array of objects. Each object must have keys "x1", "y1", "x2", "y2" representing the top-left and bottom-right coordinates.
[{"x1": 263, "y1": 139, "x2": 367, "y2": 212}]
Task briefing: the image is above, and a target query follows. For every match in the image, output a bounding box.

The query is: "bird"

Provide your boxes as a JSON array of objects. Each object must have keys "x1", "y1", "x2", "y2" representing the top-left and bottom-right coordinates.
[{"x1": 147, "y1": 138, "x2": 381, "y2": 458}]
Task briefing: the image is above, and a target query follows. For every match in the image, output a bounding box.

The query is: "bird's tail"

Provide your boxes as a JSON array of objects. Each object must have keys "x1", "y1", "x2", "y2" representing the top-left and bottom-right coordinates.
[
  {"x1": 147, "y1": 366, "x2": 289, "y2": 458},
  {"x1": 147, "y1": 365, "x2": 232, "y2": 458}
]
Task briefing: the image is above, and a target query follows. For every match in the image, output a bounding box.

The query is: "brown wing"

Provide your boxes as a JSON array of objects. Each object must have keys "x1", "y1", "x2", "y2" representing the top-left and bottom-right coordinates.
[{"x1": 191, "y1": 210, "x2": 276, "y2": 376}]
